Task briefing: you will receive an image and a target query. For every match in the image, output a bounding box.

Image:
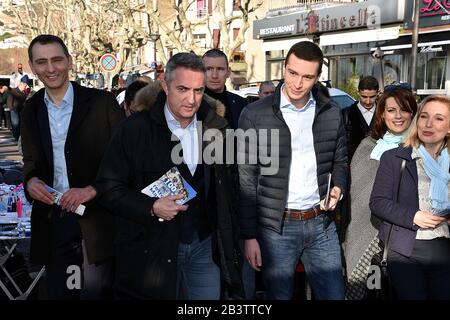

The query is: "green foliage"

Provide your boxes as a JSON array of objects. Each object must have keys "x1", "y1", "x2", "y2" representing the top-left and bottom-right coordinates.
[
  {"x1": 336, "y1": 73, "x2": 359, "y2": 100},
  {"x1": 0, "y1": 32, "x2": 14, "y2": 42}
]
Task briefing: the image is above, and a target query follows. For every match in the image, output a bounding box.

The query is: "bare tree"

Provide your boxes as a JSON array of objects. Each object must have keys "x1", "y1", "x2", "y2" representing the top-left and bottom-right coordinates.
[
  {"x1": 1, "y1": 0, "x2": 151, "y2": 73},
  {"x1": 1, "y1": 0, "x2": 262, "y2": 73},
  {"x1": 131, "y1": 0, "x2": 263, "y2": 64}
]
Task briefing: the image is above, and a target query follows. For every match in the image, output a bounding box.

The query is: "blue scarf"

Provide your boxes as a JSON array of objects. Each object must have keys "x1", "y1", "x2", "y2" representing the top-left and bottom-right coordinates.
[
  {"x1": 417, "y1": 145, "x2": 450, "y2": 210},
  {"x1": 370, "y1": 132, "x2": 405, "y2": 161}
]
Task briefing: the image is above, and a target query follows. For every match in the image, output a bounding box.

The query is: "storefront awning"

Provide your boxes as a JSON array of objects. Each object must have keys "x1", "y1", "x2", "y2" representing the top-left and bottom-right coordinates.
[
  {"x1": 262, "y1": 37, "x2": 311, "y2": 51},
  {"x1": 371, "y1": 30, "x2": 450, "y2": 51},
  {"x1": 319, "y1": 26, "x2": 401, "y2": 46}
]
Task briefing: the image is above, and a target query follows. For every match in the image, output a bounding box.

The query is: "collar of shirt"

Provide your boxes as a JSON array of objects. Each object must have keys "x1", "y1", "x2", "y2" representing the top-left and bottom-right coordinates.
[
  {"x1": 357, "y1": 102, "x2": 376, "y2": 114},
  {"x1": 44, "y1": 82, "x2": 74, "y2": 110},
  {"x1": 280, "y1": 84, "x2": 316, "y2": 111},
  {"x1": 164, "y1": 104, "x2": 197, "y2": 135}
]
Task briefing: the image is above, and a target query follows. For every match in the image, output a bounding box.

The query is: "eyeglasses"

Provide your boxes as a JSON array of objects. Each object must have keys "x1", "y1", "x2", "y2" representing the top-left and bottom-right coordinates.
[{"x1": 383, "y1": 82, "x2": 412, "y2": 93}]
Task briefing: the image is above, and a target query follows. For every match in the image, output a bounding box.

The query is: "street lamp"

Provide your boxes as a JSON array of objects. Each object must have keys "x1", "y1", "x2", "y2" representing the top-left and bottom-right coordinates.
[{"x1": 150, "y1": 33, "x2": 160, "y2": 80}]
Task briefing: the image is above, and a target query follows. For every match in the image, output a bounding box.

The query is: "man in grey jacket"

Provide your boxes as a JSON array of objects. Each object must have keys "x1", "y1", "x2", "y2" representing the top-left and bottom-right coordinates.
[{"x1": 238, "y1": 41, "x2": 348, "y2": 300}]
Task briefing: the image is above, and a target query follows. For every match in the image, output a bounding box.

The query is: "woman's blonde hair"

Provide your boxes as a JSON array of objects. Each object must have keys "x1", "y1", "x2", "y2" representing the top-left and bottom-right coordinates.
[{"x1": 403, "y1": 95, "x2": 450, "y2": 153}]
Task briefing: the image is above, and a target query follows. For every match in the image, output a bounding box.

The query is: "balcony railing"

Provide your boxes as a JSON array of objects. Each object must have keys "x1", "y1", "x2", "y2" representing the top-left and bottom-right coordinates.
[{"x1": 268, "y1": 0, "x2": 358, "y2": 12}]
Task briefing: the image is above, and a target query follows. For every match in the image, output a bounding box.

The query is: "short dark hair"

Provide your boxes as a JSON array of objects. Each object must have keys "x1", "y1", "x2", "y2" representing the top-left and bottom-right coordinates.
[
  {"x1": 371, "y1": 88, "x2": 418, "y2": 140},
  {"x1": 285, "y1": 41, "x2": 323, "y2": 75},
  {"x1": 165, "y1": 52, "x2": 206, "y2": 84},
  {"x1": 202, "y1": 49, "x2": 229, "y2": 68},
  {"x1": 28, "y1": 34, "x2": 70, "y2": 61},
  {"x1": 358, "y1": 76, "x2": 379, "y2": 91},
  {"x1": 124, "y1": 80, "x2": 149, "y2": 105},
  {"x1": 259, "y1": 81, "x2": 275, "y2": 93}
]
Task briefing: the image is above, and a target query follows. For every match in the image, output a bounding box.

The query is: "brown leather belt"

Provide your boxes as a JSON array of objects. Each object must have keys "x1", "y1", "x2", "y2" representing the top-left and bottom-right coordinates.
[{"x1": 284, "y1": 206, "x2": 323, "y2": 221}]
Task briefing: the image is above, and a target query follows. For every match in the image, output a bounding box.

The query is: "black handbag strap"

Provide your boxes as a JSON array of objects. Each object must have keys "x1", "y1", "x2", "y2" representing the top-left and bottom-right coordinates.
[{"x1": 381, "y1": 159, "x2": 406, "y2": 267}]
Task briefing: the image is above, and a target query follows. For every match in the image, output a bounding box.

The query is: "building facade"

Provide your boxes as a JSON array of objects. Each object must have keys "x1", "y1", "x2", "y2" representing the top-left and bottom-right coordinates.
[{"x1": 249, "y1": 0, "x2": 450, "y2": 96}]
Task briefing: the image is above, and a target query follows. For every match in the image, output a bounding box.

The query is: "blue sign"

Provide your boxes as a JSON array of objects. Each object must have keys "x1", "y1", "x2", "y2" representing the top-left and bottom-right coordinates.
[{"x1": 151, "y1": 61, "x2": 157, "y2": 69}]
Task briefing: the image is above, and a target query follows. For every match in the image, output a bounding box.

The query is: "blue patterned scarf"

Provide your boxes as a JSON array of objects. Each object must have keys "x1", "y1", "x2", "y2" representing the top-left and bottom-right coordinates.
[
  {"x1": 417, "y1": 145, "x2": 450, "y2": 210},
  {"x1": 370, "y1": 132, "x2": 405, "y2": 161}
]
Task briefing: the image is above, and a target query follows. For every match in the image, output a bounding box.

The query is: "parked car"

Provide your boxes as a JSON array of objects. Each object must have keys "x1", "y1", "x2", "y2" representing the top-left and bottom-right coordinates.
[
  {"x1": 231, "y1": 85, "x2": 356, "y2": 109},
  {"x1": 328, "y1": 87, "x2": 356, "y2": 109}
]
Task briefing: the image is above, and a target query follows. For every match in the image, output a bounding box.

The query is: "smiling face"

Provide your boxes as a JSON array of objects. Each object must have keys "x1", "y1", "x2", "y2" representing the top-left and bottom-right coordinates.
[
  {"x1": 162, "y1": 67, "x2": 205, "y2": 128},
  {"x1": 417, "y1": 101, "x2": 450, "y2": 153},
  {"x1": 29, "y1": 42, "x2": 72, "y2": 93},
  {"x1": 383, "y1": 97, "x2": 414, "y2": 135},
  {"x1": 283, "y1": 54, "x2": 320, "y2": 109}
]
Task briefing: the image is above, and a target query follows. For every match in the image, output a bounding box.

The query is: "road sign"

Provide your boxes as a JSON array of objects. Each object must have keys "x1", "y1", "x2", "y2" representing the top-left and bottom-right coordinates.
[
  {"x1": 150, "y1": 61, "x2": 157, "y2": 69},
  {"x1": 100, "y1": 54, "x2": 118, "y2": 72}
]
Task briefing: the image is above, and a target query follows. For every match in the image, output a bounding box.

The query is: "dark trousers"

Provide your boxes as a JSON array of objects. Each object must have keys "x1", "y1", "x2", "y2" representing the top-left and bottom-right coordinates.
[
  {"x1": 388, "y1": 237, "x2": 450, "y2": 300},
  {"x1": 46, "y1": 210, "x2": 113, "y2": 300},
  {"x1": 46, "y1": 211, "x2": 83, "y2": 300},
  {"x1": 0, "y1": 106, "x2": 5, "y2": 127}
]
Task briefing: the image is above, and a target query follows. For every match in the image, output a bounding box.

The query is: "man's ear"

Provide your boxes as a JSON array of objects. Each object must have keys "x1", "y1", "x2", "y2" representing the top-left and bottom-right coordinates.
[
  {"x1": 226, "y1": 67, "x2": 231, "y2": 79},
  {"x1": 28, "y1": 60, "x2": 36, "y2": 75},
  {"x1": 161, "y1": 79, "x2": 169, "y2": 95}
]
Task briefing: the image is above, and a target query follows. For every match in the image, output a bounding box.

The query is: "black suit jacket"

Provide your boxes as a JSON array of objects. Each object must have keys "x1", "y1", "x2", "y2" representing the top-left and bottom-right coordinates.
[
  {"x1": 225, "y1": 91, "x2": 247, "y2": 130},
  {"x1": 343, "y1": 101, "x2": 375, "y2": 161},
  {"x1": 21, "y1": 82, "x2": 124, "y2": 265}
]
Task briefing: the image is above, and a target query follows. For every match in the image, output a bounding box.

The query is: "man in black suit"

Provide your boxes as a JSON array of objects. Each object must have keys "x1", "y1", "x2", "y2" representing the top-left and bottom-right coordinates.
[
  {"x1": 202, "y1": 49, "x2": 247, "y2": 129},
  {"x1": 343, "y1": 75, "x2": 379, "y2": 161},
  {"x1": 21, "y1": 34, "x2": 124, "y2": 299}
]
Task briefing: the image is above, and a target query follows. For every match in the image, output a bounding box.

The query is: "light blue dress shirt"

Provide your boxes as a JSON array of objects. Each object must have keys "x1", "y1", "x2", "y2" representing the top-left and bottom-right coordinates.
[
  {"x1": 280, "y1": 85, "x2": 321, "y2": 210},
  {"x1": 164, "y1": 104, "x2": 199, "y2": 176},
  {"x1": 44, "y1": 83, "x2": 74, "y2": 193}
]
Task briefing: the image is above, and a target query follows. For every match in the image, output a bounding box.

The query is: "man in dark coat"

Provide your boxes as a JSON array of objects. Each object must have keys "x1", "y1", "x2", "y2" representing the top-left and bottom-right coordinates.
[
  {"x1": 21, "y1": 34, "x2": 124, "y2": 299},
  {"x1": 202, "y1": 49, "x2": 247, "y2": 130},
  {"x1": 96, "y1": 52, "x2": 244, "y2": 300},
  {"x1": 238, "y1": 41, "x2": 348, "y2": 300},
  {"x1": 343, "y1": 75, "x2": 379, "y2": 161}
]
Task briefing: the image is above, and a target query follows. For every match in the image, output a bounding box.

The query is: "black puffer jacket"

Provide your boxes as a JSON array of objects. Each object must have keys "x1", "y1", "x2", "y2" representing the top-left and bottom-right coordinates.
[{"x1": 238, "y1": 82, "x2": 348, "y2": 239}]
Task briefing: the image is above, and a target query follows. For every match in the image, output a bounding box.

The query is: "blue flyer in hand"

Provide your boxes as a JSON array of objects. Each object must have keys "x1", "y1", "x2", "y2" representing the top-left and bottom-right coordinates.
[
  {"x1": 141, "y1": 167, "x2": 197, "y2": 205},
  {"x1": 45, "y1": 185, "x2": 85, "y2": 215}
]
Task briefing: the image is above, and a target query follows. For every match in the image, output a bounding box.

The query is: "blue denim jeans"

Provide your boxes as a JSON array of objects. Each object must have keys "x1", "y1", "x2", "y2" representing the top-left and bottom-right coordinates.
[
  {"x1": 10, "y1": 109, "x2": 20, "y2": 141},
  {"x1": 258, "y1": 213, "x2": 345, "y2": 300},
  {"x1": 176, "y1": 235, "x2": 221, "y2": 300}
]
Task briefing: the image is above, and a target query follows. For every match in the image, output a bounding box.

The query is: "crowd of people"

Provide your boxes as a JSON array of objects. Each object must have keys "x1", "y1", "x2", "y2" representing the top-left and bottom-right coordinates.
[{"x1": 8, "y1": 33, "x2": 450, "y2": 300}]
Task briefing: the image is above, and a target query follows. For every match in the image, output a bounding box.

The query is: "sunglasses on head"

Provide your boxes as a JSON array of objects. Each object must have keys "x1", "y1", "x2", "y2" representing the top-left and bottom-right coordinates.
[{"x1": 383, "y1": 82, "x2": 412, "y2": 93}]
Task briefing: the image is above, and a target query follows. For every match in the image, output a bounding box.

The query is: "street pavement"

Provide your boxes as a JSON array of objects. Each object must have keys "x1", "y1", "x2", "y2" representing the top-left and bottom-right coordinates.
[{"x1": 0, "y1": 128, "x2": 22, "y2": 162}]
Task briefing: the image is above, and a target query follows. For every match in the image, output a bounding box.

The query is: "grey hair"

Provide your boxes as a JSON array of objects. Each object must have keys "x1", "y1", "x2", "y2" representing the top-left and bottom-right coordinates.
[{"x1": 164, "y1": 52, "x2": 206, "y2": 84}]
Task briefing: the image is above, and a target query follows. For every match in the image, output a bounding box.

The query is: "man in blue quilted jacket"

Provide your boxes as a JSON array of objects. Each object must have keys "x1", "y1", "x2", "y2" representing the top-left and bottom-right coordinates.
[{"x1": 238, "y1": 41, "x2": 348, "y2": 300}]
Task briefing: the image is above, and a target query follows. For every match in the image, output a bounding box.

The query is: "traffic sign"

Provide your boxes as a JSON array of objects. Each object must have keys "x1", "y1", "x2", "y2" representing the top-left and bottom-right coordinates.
[
  {"x1": 150, "y1": 61, "x2": 157, "y2": 69},
  {"x1": 100, "y1": 54, "x2": 118, "y2": 72}
]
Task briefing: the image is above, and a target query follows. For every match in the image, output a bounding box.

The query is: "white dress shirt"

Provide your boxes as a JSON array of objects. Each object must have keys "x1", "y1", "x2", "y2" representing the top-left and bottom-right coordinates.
[
  {"x1": 357, "y1": 102, "x2": 376, "y2": 126},
  {"x1": 44, "y1": 82, "x2": 74, "y2": 193},
  {"x1": 164, "y1": 105, "x2": 199, "y2": 176},
  {"x1": 280, "y1": 86, "x2": 321, "y2": 210}
]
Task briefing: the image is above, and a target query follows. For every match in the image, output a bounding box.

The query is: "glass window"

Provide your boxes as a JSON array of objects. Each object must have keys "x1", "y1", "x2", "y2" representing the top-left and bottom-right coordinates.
[
  {"x1": 383, "y1": 54, "x2": 402, "y2": 85},
  {"x1": 416, "y1": 50, "x2": 447, "y2": 90}
]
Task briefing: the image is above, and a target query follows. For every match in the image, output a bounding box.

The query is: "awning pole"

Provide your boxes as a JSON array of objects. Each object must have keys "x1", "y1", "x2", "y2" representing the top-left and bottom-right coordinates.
[{"x1": 411, "y1": 0, "x2": 420, "y2": 94}]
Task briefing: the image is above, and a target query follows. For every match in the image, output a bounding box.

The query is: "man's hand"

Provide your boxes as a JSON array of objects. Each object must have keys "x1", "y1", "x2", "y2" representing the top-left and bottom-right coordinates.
[
  {"x1": 245, "y1": 239, "x2": 262, "y2": 271},
  {"x1": 413, "y1": 210, "x2": 447, "y2": 229},
  {"x1": 26, "y1": 177, "x2": 54, "y2": 205},
  {"x1": 59, "y1": 186, "x2": 97, "y2": 213},
  {"x1": 320, "y1": 186, "x2": 341, "y2": 211},
  {"x1": 151, "y1": 194, "x2": 188, "y2": 221}
]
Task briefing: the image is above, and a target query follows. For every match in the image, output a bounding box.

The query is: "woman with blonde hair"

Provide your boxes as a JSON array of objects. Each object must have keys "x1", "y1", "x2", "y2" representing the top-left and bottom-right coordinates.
[{"x1": 370, "y1": 95, "x2": 450, "y2": 299}]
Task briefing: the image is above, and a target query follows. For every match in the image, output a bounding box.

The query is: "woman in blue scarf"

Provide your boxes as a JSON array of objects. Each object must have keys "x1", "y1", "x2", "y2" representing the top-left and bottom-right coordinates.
[
  {"x1": 370, "y1": 95, "x2": 450, "y2": 299},
  {"x1": 345, "y1": 87, "x2": 417, "y2": 300}
]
